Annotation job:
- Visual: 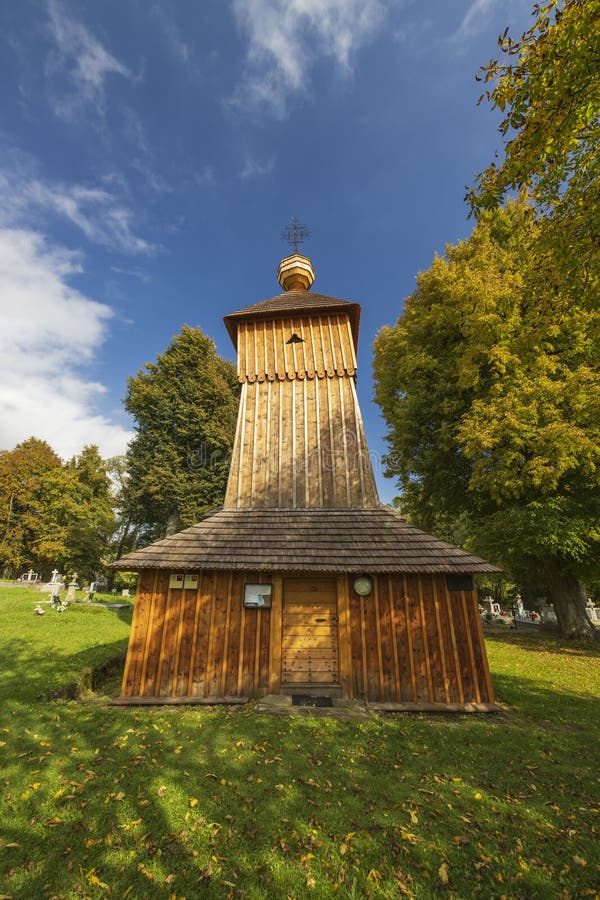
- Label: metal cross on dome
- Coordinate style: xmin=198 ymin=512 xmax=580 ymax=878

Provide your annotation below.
xmin=281 ymin=217 xmax=310 ymax=253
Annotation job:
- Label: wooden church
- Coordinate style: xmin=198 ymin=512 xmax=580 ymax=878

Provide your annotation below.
xmin=113 ymin=244 xmax=498 ymax=710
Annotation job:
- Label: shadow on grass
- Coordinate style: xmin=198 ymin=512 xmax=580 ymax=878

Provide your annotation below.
xmin=2 ymin=664 xmax=597 ymax=898
xmin=2 ymin=686 xmax=599 ymax=899
xmin=0 ymin=637 xmax=129 ymax=706
xmin=1 ymin=633 xmax=599 ymax=898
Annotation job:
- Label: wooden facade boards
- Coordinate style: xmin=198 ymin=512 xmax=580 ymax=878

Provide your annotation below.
xmin=120 ymin=571 xmax=494 ymax=707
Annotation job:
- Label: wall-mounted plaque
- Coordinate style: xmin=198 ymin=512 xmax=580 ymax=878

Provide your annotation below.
xmin=184 ymin=574 xmax=199 ymax=590
xmin=169 ymin=573 xmax=185 ymax=589
xmin=244 ymin=583 xmax=272 ymax=608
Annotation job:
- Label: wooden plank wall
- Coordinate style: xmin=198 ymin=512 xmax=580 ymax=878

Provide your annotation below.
xmin=236 ymin=315 xmax=357 ymax=382
xmin=224 ymin=376 xmax=378 ymax=509
xmin=121 ymin=570 xmax=494 ymax=705
xmin=346 ymin=574 xmax=494 ymax=705
xmin=121 ymin=570 xmax=272 ymax=699
xmin=224 ymin=311 xmax=378 ymax=510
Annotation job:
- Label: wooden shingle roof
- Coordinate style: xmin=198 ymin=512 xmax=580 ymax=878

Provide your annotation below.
xmin=224 ymin=291 xmax=361 ymax=349
xmin=112 ymin=507 xmax=499 ymax=575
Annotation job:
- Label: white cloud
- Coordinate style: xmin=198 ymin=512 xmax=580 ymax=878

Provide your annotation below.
xmin=0 ymin=162 xmax=154 ymax=256
xmin=455 ymin=0 xmax=495 ymax=39
xmin=450 ymin=0 xmax=524 ymax=45
xmin=230 ymin=0 xmax=386 ymax=116
xmin=0 ymin=227 xmax=132 ymax=459
xmin=46 ymin=0 xmax=131 ymax=119
xmin=239 ymin=156 xmax=276 ymax=179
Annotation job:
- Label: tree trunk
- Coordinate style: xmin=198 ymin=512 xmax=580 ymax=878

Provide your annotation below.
xmin=548 ymin=560 xmax=598 ymax=640
xmin=107 ymin=517 xmax=136 ymax=590
xmin=165 ymin=507 xmax=181 ymax=537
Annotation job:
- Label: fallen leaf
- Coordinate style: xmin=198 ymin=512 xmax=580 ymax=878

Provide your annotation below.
xmin=438 ymin=862 xmax=449 ymax=886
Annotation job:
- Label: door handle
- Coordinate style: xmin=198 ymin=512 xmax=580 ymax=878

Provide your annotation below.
xmin=331 ymin=616 xmax=338 ymax=623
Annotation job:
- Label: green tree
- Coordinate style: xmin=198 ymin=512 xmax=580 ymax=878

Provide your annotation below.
xmin=64 ymin=446 xmax=115 ymax=579
xmin=0 ymin=440 xmax=114 ymax=581
xmin=467 ymin=0 xmax=600 ymax=290
xmin=0 ymin=438 xmax=62 ymax=577
xmin=123 ymin=325 xmax=239 ymax=540
xmin=373 ymin=200 xmax=600 ymax=639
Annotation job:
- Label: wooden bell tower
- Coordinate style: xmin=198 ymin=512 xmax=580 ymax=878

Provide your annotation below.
xmin=113 ymin=229 xmax=499 ymax=710
xmin=223 ymin=250 xmax=379 ymax=511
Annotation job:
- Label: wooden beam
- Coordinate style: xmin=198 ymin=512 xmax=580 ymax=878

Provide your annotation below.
xmin=337 ymin=575 xmax=354 ymax=699
xmin=219 ymin=573 xmax=233 ymax=695
xmin=359 ymin=594 xmax=369 ymax=700
xmin=471 ymin=591 xmax=495 ymax=703
xmin=186 ymin=571 xmax=203 ymax=697
xmin=460 ymin=590 xmax=481 ymax=704
xmin=387 ymin=576 xmax=402 ymax=703
xmin=431 ymin=577 xmax=451 ymax=704
xmin=402 ymin=575 xmax=418 ymax=702
xmin=269 ymin=575 xmax=283 ymax=693
xmin=373 ymin=577 xmax=385 ymax=700
xmin=137 ymin=571 xmax=158 ymax=697
xmin=443 ymin=579 xmax=465 ymax=704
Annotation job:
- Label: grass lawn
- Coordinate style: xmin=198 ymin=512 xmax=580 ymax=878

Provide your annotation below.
xmin=0 ymin=586 xmax=598 ymax=899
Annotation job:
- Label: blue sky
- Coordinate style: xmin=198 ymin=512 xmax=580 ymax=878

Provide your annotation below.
xmin=0 ymin=0 xmax=533 ymax=503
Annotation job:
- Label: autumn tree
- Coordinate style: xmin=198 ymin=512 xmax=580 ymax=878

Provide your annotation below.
xmin=467 ymin=0 xmax=599 ymax=294
xmin=123 ymin=325 xmax=239 ymax=541
xmin=0 ymin=439 xmax=115 ymax=580
xmin=0 ymin=438 xmax=62 ymax=577
xmin=373 ymin=200 xmax=600 ymax=639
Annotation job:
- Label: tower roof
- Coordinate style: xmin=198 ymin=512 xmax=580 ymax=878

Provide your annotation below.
xmin=111 ymin=507 xmax=500 ymax=575
xmin=224 ymin=290 xmax=361 ymax=350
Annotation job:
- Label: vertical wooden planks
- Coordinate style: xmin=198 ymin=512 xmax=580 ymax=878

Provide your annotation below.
xmin=172 ymin=582 xmax=194 ymax=697
xmin=468 ymin=591 xmax=494 ymax=703
xmin=240 ymin=571 xmax=258 ymax=695
xmin=450 ymin=584 xmax=476 ymax=701
xmin=219 ymin=573 xmax=234 ymax=696
xmin=259 ymin=605 xmax=271 ymax=692
xmin=460 ymin=590 xmax=482 ymax=703
xmin=236 ymin=597 xmax=247 ymax=695
xmin=121 ymin=566 xmax=495 ymax=706
xmin=430 ymin=577 xmax=451 ymax=704
xmin=269 ymin=576 xmax=283 ymax=693
xmin=186 ymin=572 xmax=204 ymax=697
xmin=386 ymin=576 xmax=402 ymax=702
xmin=337 ymin=576 xmax=354 ymax=699
xmin=373 ymin=577 xmax=386 ymax=700
xmin=416 ymin=577 xmax=435 ymax=702
xmin=359 ymin=594 xmax=369 ymax=700
xmin=376 ymin=576 xmax=395 ymax=701
xmin=253 ymin=610 xmax=262 ymax=694
xmin=441 ymin=579 xmax=464 ymax=704
xmin=349 ymin=589 xmax=364 ymax=698
xmin=140 ymin=574 xmax=168 ymax=696
xmin=402 ymin=575 xmax=419 ymax=702
xmin=191 ymin=571 xmax=216 ymax=696
xmin=206 ymin=572 xmax=228 ymax=695
xmin=157 ymin=581 xmax=181 ymax=695
xmin=121 ymin=570 xmax=155 ymax=697
xmin=224 ymin=573 xmax=244 ymax=696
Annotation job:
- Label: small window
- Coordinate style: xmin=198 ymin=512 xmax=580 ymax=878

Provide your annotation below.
xmin=446 ymin=575 xmax=473 ymax=592
xmin=286 ymin=333 xmax=304 ymax=344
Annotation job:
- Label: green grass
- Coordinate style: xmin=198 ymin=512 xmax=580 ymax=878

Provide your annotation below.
xmin=1 ymin=587 xmax=599 ymax=899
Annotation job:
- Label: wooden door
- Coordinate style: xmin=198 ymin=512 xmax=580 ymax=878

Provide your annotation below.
xmin=282 ymin=577 xmax=339 ymax=686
